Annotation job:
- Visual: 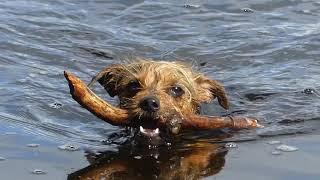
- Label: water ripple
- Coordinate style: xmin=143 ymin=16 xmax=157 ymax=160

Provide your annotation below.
xmin=0 ymin=0 xmax=320 ymax=144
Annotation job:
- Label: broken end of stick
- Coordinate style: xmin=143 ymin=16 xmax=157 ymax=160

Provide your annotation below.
xmin=253 ymin=119 xmax=264 ymax=128
xmin=234 ymin=117 xmax=264 ymax=129
xmin=64 ymin=71 xmax=88 ymax=99
xmin=63 ymin=70 xmax=129 ymax=126
xmin=246 ymin=118 xmax=264 ymax=128
xmin=64 ymin=71 xmax=79 ymax=99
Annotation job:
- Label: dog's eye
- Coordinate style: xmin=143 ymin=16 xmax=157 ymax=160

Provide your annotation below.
xmin=169 ymin=85 xmax=184 ymax=98
xmin=127 ymin=80 xmax=140 ymax=92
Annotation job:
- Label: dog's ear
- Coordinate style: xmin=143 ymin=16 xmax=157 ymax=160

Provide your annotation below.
xmin=88 ymin=64 xmax=124 ymax=97
xmin=195 ymin=75 xmax=229 ymax=109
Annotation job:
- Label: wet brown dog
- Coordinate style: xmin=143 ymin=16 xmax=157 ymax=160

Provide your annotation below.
xmin=64 ymin=59 xmax=260 ymax=179
xmin=86 ymin=59 xmax=236 ymax=137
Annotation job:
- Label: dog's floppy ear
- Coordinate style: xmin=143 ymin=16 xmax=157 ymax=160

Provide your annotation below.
xmin=195 ymin=75 xmax=229 ymax=109
xmin=88 ymin=64 xmax=124 ymax=97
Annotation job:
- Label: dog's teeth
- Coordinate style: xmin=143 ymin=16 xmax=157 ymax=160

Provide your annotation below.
xmin=139 ymin=126 xmax=145 ymax=133
xmin=155 ymin=128 xmax=159 ymax=134
xmin=139 ymin=126 xmax=160 ymax=136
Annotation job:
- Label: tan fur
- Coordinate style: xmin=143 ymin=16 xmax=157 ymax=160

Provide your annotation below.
xmin=88 ymin=59 xmax=229 ymax=124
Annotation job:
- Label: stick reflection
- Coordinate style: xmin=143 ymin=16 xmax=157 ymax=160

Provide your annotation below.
xmin=68 ymin=134 xmax=229 ymax=180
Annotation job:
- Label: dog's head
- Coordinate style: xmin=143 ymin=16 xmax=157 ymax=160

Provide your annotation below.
xmin=89 ymin=59 xmax=229 ymax=137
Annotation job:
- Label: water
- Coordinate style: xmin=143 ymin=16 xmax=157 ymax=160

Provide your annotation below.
xmin=0 ymin=0 xmax=320 ymax=179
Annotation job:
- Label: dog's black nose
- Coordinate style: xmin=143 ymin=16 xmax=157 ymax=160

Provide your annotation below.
xmin=139 ymin=96 xmax=160 ymax=112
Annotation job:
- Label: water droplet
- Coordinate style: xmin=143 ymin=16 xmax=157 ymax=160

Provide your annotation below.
xmin=39 ymin=71 xmax=47 ymax=75
xmin=183 ymin=4 xmax=200 ymax=8
xmin=0 ymin=157 xmax=6 ymax=161
xmin=302 ymin=88 xmax=319 ymax=95
xmin=50 ymin=102 xmax=63 ymax=109
xmin=31 ymin=169 xmax=47 ymax=175
xmin=18 ymin=79 xmax=27 ymax=83
xmin=58 ymin=144 xmax=80 ymax=151
xmin=134 ymin=156 xmax=142 ymax=159
xmin=225 ymin=142 xmax=238 ymax=148
xmin=27 ymin=144 xmax=40 ymax=148
xmin=29 ymin=73 xmax=37 ymax=78
xmin=267 ymin=141 xmax=281 ymax=145
xmin=276 ymin=145 xmax=298 ymax=152
xmin=271 ymin=151 xmax=282 ymax=155
xmin=242 ymin=8 xmax=254 ymax=13
xmin=152 ymin=154 xmax=159 ymax=159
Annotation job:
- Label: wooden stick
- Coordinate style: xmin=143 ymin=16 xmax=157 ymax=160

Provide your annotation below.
xmin=64 ymin=71 xmax=261 ymax=131
xmin=183 ymin=115 xmax=262 ymax=130
xmin=64 ymin=71 xmax=129 ymax=126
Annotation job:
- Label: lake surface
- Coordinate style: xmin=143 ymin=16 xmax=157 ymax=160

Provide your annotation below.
xmin=0 ymin=0 xmax=319 ymax=179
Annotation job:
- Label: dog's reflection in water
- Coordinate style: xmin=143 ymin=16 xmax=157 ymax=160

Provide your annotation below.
xmin=68 ymin=132 xmax=229 ymax=180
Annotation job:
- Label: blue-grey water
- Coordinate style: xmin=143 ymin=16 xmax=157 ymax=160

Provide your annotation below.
xmin=0 ymin=0 xmax=320 ymax=179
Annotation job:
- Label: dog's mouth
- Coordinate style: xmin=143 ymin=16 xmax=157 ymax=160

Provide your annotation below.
xmin=137 ymin=116 xmax=162 ymax=137
xmin=135 ymin=115 xmax=183 ymax=137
